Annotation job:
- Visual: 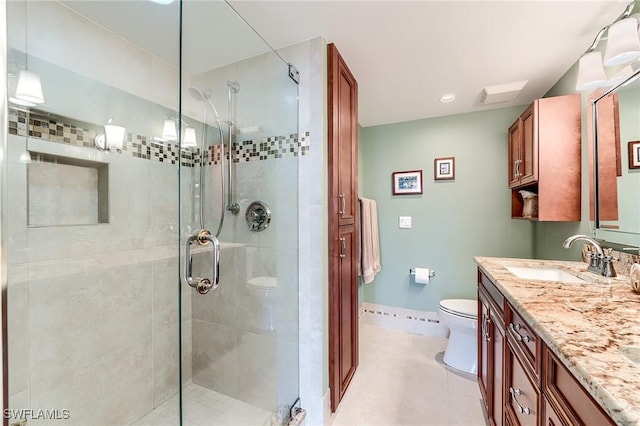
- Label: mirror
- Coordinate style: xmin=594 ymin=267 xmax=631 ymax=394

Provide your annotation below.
xmin=591 ymin=68 xmax=640 ymax=246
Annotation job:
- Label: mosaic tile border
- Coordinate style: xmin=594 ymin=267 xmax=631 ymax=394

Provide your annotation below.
xmin=8 ymin=107 xmax=309 ymax=167
xmin=362 ymin=303 xmax=449 ymax=337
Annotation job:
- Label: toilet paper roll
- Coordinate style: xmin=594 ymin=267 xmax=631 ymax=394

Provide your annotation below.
xmin=414 ymin=267 xmax=430 ymax=284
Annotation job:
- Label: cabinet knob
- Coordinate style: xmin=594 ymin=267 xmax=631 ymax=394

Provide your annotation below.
xmin=509 ymin=322 xmax=531 ymax=343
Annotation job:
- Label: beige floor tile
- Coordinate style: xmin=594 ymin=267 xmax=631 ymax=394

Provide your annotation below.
xmin=332 ymin=325 xmax=486 ymax=426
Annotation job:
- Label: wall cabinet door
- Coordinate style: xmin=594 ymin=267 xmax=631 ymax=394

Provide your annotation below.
xmin=508 ymin=120 xmax=522 ymax=189
xmin=329 ymin=224 xmax=359 ymax=410
xmin=329 ymin=44 xmax=358 ymax=227
xmin=518 ymin=104 xmax=537 ymax=186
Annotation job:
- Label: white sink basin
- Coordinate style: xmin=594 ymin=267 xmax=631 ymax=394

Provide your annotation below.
xmin=505 ymin=266 xmax=587 ymax=284
xmin=620 ymin=346 xmax=640 ymax=366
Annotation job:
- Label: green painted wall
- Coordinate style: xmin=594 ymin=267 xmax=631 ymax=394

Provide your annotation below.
xmin=359 ymin=107 xmax=534 ymax=311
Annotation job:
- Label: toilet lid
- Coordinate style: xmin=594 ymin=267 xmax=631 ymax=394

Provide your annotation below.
xmin=439 ymin=299 xmax=477 ymax=319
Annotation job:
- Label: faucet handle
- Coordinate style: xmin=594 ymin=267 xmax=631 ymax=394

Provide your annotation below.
xmin=602 ymin=255 xmax=617 ymax=278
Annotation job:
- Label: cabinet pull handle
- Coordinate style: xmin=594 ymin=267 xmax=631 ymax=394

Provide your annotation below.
xmin=509 ymin=322 xmax=531 ymax=343
xmin=339 ymin=237 xmax=346 ymax=258
xmin=482 ymin=313 xmax=492 ymax=342
xmin=515 ymin=159 xmax=521 ymax=178
xmin=509 ymin=387 xmax=531 ymax=415
xmin=338 ymin=194 xmax=346 ymax=216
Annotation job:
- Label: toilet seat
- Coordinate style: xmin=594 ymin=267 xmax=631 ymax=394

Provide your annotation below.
xmin=439 ymin=299 xmax=477 ymax=320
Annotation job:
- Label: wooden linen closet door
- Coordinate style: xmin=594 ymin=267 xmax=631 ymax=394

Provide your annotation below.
xmin=328 ymin=43 xmax=358 ymax=413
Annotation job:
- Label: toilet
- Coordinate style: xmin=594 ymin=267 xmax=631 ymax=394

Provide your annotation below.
xmin=438 ymin=299 xmax=478 ymax=374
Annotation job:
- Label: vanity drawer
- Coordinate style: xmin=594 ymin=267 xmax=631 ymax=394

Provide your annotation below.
xmin=543 ymin=346 xmax=615 ymax=426
xmin=505 ymin=341 xmax=539 ymax=426
xmin=506 ymin=303 xmax=539 ymax=378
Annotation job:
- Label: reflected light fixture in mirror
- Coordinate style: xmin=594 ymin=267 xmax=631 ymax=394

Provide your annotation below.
xmin=576 ymin=2 xmax=640 ymax=91
xmin=105 ymin=123 xmax=126 ymax=150
xmin=183 ymin=127 xmax=197 ymax=147
xmin=10 ymin=70 xmax=45 ymax=106
xmin=162 ymin=118 xmax=178 ymax=141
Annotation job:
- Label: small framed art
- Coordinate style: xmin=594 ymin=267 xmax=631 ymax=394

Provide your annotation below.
xmin=392 ymin=170 xmax=423 ymax=195
xmin=434 ymin=157 xmax=455 ymax=180
xmin=629 ymin=141 xmax=640 ymax=169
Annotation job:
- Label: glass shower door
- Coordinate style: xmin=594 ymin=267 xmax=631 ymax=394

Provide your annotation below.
xmin=179 ymin=2 xmax=300 ymax=425
xmin=4 ymin=1 xmax=182 ymax=425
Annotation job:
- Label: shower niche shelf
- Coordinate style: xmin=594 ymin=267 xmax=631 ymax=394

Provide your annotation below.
xmin=27 ymin=152 xmax=109 ymax=227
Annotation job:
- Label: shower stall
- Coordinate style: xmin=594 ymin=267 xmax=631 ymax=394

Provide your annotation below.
xmin=1 ymin=1 xmax=300 ymax=425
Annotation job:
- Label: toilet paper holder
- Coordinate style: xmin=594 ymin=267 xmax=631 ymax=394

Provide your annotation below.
xmin=409 ymin=268 xmax=436 ymax=278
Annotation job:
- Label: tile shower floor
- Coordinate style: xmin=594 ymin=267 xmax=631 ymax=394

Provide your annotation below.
xmin=332 ymin=324 xmax=487 ymax=426
xmin=132 ymin=383 xmax=272 ymax=426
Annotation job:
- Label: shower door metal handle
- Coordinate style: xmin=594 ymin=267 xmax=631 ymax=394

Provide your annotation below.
xmin=185 ymin=229 xmax=220 ymax=295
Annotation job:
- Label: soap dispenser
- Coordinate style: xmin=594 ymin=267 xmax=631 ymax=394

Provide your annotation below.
xmin=625 ymin=247 xmax=640 ymax=293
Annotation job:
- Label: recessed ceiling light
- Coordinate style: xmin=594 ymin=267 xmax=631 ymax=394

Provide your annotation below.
xmin=440 ymin=94 xmax=456 ymax=103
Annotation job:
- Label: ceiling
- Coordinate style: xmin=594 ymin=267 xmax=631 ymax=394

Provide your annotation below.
xmin=62 ymin=0 xmax=630 ymax=127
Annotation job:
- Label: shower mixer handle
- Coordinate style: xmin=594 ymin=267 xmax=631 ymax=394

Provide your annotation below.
xmin=185 ymin=229 xmax=220 ymax=295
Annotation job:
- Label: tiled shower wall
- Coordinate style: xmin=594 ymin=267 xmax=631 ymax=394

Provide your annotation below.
xmin=6 ymin=134 xmax=190 ymax=425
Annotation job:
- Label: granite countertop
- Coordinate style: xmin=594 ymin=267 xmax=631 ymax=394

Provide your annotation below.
xmin=474 ymin=256 xmax=640 ymax=426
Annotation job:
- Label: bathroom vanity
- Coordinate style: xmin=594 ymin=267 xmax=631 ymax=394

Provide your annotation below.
xmin=475 ymin=256 xmax=640 ymax=426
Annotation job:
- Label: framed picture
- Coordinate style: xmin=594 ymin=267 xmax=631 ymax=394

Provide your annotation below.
xmin=629 ymin=141 xmax=640 ymax=169
xmin=392 ymin=170 xmax=423 ymax=195
xmin=434 ymin=157 xmax=455 ymax=180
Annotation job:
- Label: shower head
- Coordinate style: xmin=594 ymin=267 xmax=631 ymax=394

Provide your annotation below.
xmin=189 ymin=86 xmax=208 ymax=102
xmin=189 ymin=86 xmax=221 ymax=120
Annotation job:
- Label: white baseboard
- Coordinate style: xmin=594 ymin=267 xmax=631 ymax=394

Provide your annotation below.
xmin=363 ymin=303 xmax=449 ymax=337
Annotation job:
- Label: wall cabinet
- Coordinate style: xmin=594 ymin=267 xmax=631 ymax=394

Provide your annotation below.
xmin=508 ymin=94 xmax=581 ymax=221
xmin=328 ymin=43 xmax=359 ymax=413
xmin=477 ymin=269 xmax=615 ymax=426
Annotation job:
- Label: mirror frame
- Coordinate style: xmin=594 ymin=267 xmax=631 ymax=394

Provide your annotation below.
xmin=591 ymin=68 xmax=640 ymax=247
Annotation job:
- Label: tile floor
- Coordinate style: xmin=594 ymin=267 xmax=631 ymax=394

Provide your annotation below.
xmin=331 ymin=324 xmax=487 ymax=426
xmin=132 ymin=383 xmax=273 ymax=426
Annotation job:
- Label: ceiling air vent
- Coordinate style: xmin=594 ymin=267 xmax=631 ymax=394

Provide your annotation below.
xmin=479 ymin=80 xmax=528 ymax=105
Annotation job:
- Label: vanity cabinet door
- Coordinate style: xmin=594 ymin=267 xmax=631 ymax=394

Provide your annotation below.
xmin=543 ymin=395 xmax=570 ymax=426
xmin=543 ymin=346 xmax=615 ymax=426
xmin=478 ymin=271 xmax=506 ymax=426
xmin=505 ymin=341 xmax=539 ymax=426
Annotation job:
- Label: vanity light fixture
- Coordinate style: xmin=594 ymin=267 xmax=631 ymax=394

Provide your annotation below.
xmin=149 ymin=0 xmax=175 ymax=4
xmin=576 ymin=1 xmax=640 ymax=91
xmin=9 ymin=70 xmax=45 ymax=106
xmin=439 ymin=93 xmax=456 ymax=103
xmin=162 ymin=118 xmax=178 ymax=141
